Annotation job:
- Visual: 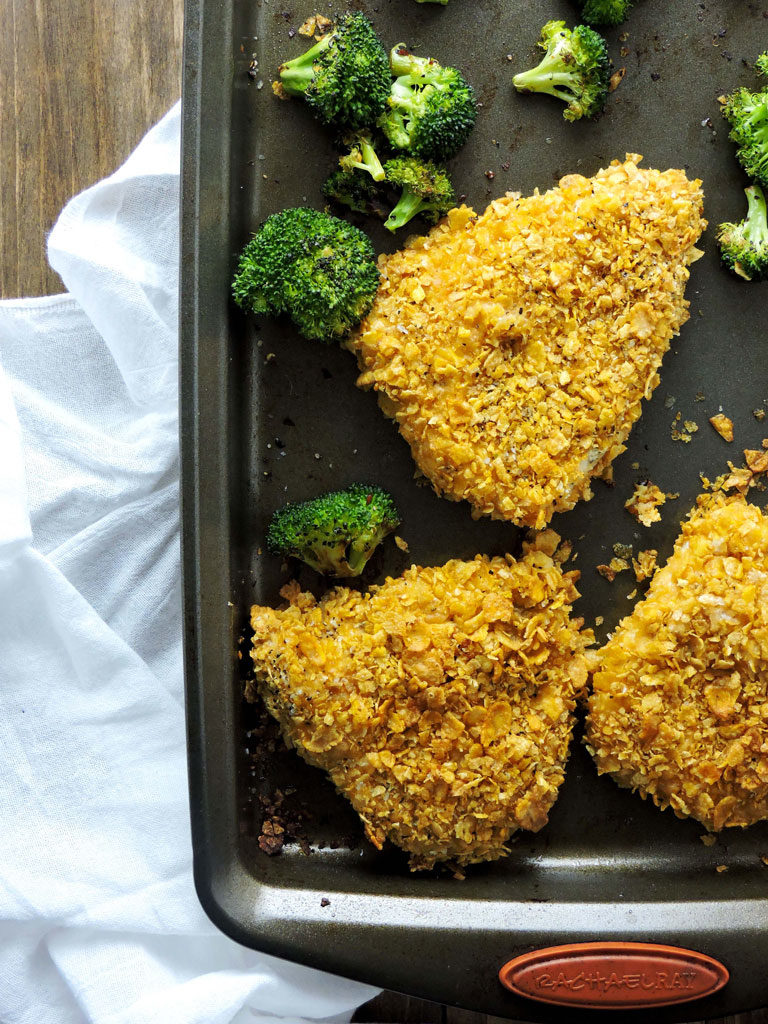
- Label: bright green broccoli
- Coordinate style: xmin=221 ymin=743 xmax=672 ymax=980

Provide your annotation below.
xmin=322 ymin=169 xmax=387 ymax=217
xmin=716 ymin=184 xmax=768 ymax=281
xmin=277 ymin=13 xmax=391 ymax=130
xmin=575 ymin=0 xmax=633 ymax=27
xmin=383 ymin=157 xmax=455 ymax=232
xmin=266 ymin=484 xmax=401 ymax=576
xmin=512 ymin=20 xmax=610 ymax=122
xmin=378 ymin=45 xmax=477 ymax=161
xmin=338 ymin=132 xmax=386 ymax=181
xmin=757 ymin=52 xmax=768 ymax=77
xmin=721 ymin=87 xmax=768 ymax=189
xmin=232 ymin=208 xmax=380 ymax=342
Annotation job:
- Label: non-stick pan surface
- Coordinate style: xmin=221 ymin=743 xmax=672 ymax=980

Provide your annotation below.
xmin=180 ymin=0 xmax=768 ymax=1017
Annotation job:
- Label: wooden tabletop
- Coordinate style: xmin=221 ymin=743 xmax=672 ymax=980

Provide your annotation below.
xmin=0 ymin=0 xmax=183 ymax=298
xmin=2 ymin=4 xmax=767 ymax=1023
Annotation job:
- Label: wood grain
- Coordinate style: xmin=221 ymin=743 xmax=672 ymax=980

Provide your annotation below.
xmin=0 ymin=0 xmax=183 ymax=298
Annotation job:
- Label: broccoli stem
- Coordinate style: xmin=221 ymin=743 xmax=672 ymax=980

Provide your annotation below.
xmin=512 ymin=65 xmax=578 ymax=99
xmin=279 ymin=31 xmax=335 ymax=94
xmin=358 ymin=137 xmax=386 ymax=181
xmin=745 ymin=185 xmax=768 ymax=245
xmin=390 ymin=45 xmax=435 ymax=78
xmin=385 ymin=188 xmax=425 ymax=231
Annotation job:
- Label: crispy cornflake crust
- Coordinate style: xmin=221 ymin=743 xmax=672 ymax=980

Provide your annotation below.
xmin=249 ymin=546 xmax=595 ymax=870
xmin=625 ymin=481 xmax=667 ymax=526
xmin=347 ymin=155 xmax=705 ymax=528
xmin=586 ymin=493 xmax=768 ymax=832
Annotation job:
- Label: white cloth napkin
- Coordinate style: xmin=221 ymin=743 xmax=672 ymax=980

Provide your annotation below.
xmin=0 ymin=102 xmax=379 ymax=1024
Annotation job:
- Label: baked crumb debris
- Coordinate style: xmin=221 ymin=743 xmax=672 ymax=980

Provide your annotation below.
xmin=586 ymin=492 xmax=768 ymax=833
xmin=754 ymin=409 xmax=766 ymax=422
xmin=249 ymin=551 xmax=595 ymax=871
xmin=394 ymin=535 xmax=410 ymax=552
xmin=625 ymin=481 xmax=667 ymax=526
xmin=744 ymin=448 xmax=768 ymax=474
xmin=709 ymin=413 xmax=734 ymax=442
xmin=348 ymin=155 xmax=705 ymax=528
xmin=671 ymin=413 xmax=699 ymax=443
xmin=632 ymin=549 xmax=658 ymax=582
xmin=597 ymin=557 xmax=630 ymax=581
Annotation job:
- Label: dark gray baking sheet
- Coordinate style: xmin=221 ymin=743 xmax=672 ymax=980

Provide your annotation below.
xmin=180 ymin=0 xmax=768 ymax=1018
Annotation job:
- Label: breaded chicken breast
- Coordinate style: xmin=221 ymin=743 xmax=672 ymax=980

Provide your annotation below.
xmin=347 ymin=156 xmax=705 ymax=528
xmin=249 ymin=540 xmax=594 ymax=870
xmin=586 ymin=493 xmax=768 ymax=831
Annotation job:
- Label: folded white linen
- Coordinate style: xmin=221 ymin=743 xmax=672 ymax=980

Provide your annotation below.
xmin=0 ymin=103 xmax=378 ymax=1024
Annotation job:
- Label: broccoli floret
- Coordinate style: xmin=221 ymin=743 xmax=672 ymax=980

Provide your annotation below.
xmin=513 ymin=20 xmax=610 ymax=122
xmin=757 ymin=52 xmax=768 ymax=77
xmin=266 ymin=484 xmax=401 ymax=576
xmin=339 ymin=132 xmax=386 ymax=181
xmin=278 ymin=13 xmax=391 ymax=130
xmin=323 ymin=169 xmax=387 ymax=217
xmin=378 ymin=45 xmax=477 ymax=161
xmin=383 ymin=157 xmax=455 ymax=231
xmin=576 ymin=0 xmax=633 ymax=27
xmin=717 ymin=185 xmax=768 ymax=281
xmin=232 ymin=208 xmax=380 ymax=342
xmin=721 ymin=87 xmax=768 ymax=189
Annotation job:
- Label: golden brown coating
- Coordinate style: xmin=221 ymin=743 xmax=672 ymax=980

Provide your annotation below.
xmin=586 ymin=493 xmax=768 ymax=831
xmin=347 ymin=156 xmax=705 ymax=529
xmin=249 ymin=543 xmax=594 ymax=870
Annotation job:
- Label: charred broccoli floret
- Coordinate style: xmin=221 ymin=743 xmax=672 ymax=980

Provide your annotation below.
xmin=383 ymin=157 xmax=455 ymax=231
xmin=575 ymin=0 xmax=633 ymax=27
xmin=232 ymin=208 xmax=380 ymax=342
xmin=378 ymin=44 xmax=476 ymax=161
xmin=338 ymin=132 xmax=386 ymax=181
xmin=513 ymin=20 xmax=610 ymax=122
xmin=721 ymin=87 xmax=768 ymax=189
xmin=266 ymin=484 xmax=401 ymax=576
xmin=323 ymin=168 xmax=387 ymax=217
xmin=717 ymin=184 xmax=768 ymax=281
xmin=278 ymin=13 xmax=391 ymax=130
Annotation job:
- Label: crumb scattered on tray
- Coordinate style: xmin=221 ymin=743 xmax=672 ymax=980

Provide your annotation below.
xmin=612 ymin=542 xmax=633 ymax=560
xmin=625 ymin=481 xmax=666 ymax=526
xmin=597 ymin=557 xmax=630 ymax=581
xmin=595 ymin=615 xmax=604 ymax=626
xmin=709 ymin=413 xmax=734 ymax=442
xmin=700 ymin=834 xmax=717 ymax=847
xmin=394 ymin=535 xmax=410 ymax=552
xmin=723 ymin=462 xmax=754 ymax=494
xmin=761 ymin=855 xmax=768 ymax=867
xmin=271 ymin=81 xmax=288 ymax=100
xmin=716 ymin=864 xmax=729 ymax=874
xmin=754 ymin=409 xmax=766 ymax=422
xmin=298 ymin=13 xmax=332 ymax=36
xmin=632 ymin=549 xmax=657 ymax=582
xmin=744 ymin=449 xmax=768 ymax=474
xmin=320 ymin=897 xmax=331 ymax=907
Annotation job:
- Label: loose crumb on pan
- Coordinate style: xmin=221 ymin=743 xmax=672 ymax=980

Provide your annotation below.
xmin=347 ymin=155 xmax=705 ymax=528
xmin=625 ymin=481 xmax=667 ymax=526
xmin=709 ymin=413 xmax=734 ymax=442
xmin=632 ymin=549 xmax=658 ymax=582
xmin=249 ymin=545 xmax=595 ymax=871
xmin=586 ymin=492 xmax=768 ymax=832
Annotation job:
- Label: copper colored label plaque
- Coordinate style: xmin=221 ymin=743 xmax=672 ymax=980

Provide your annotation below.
xmin=499 ymin=942 xmax=729 ymax=1010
